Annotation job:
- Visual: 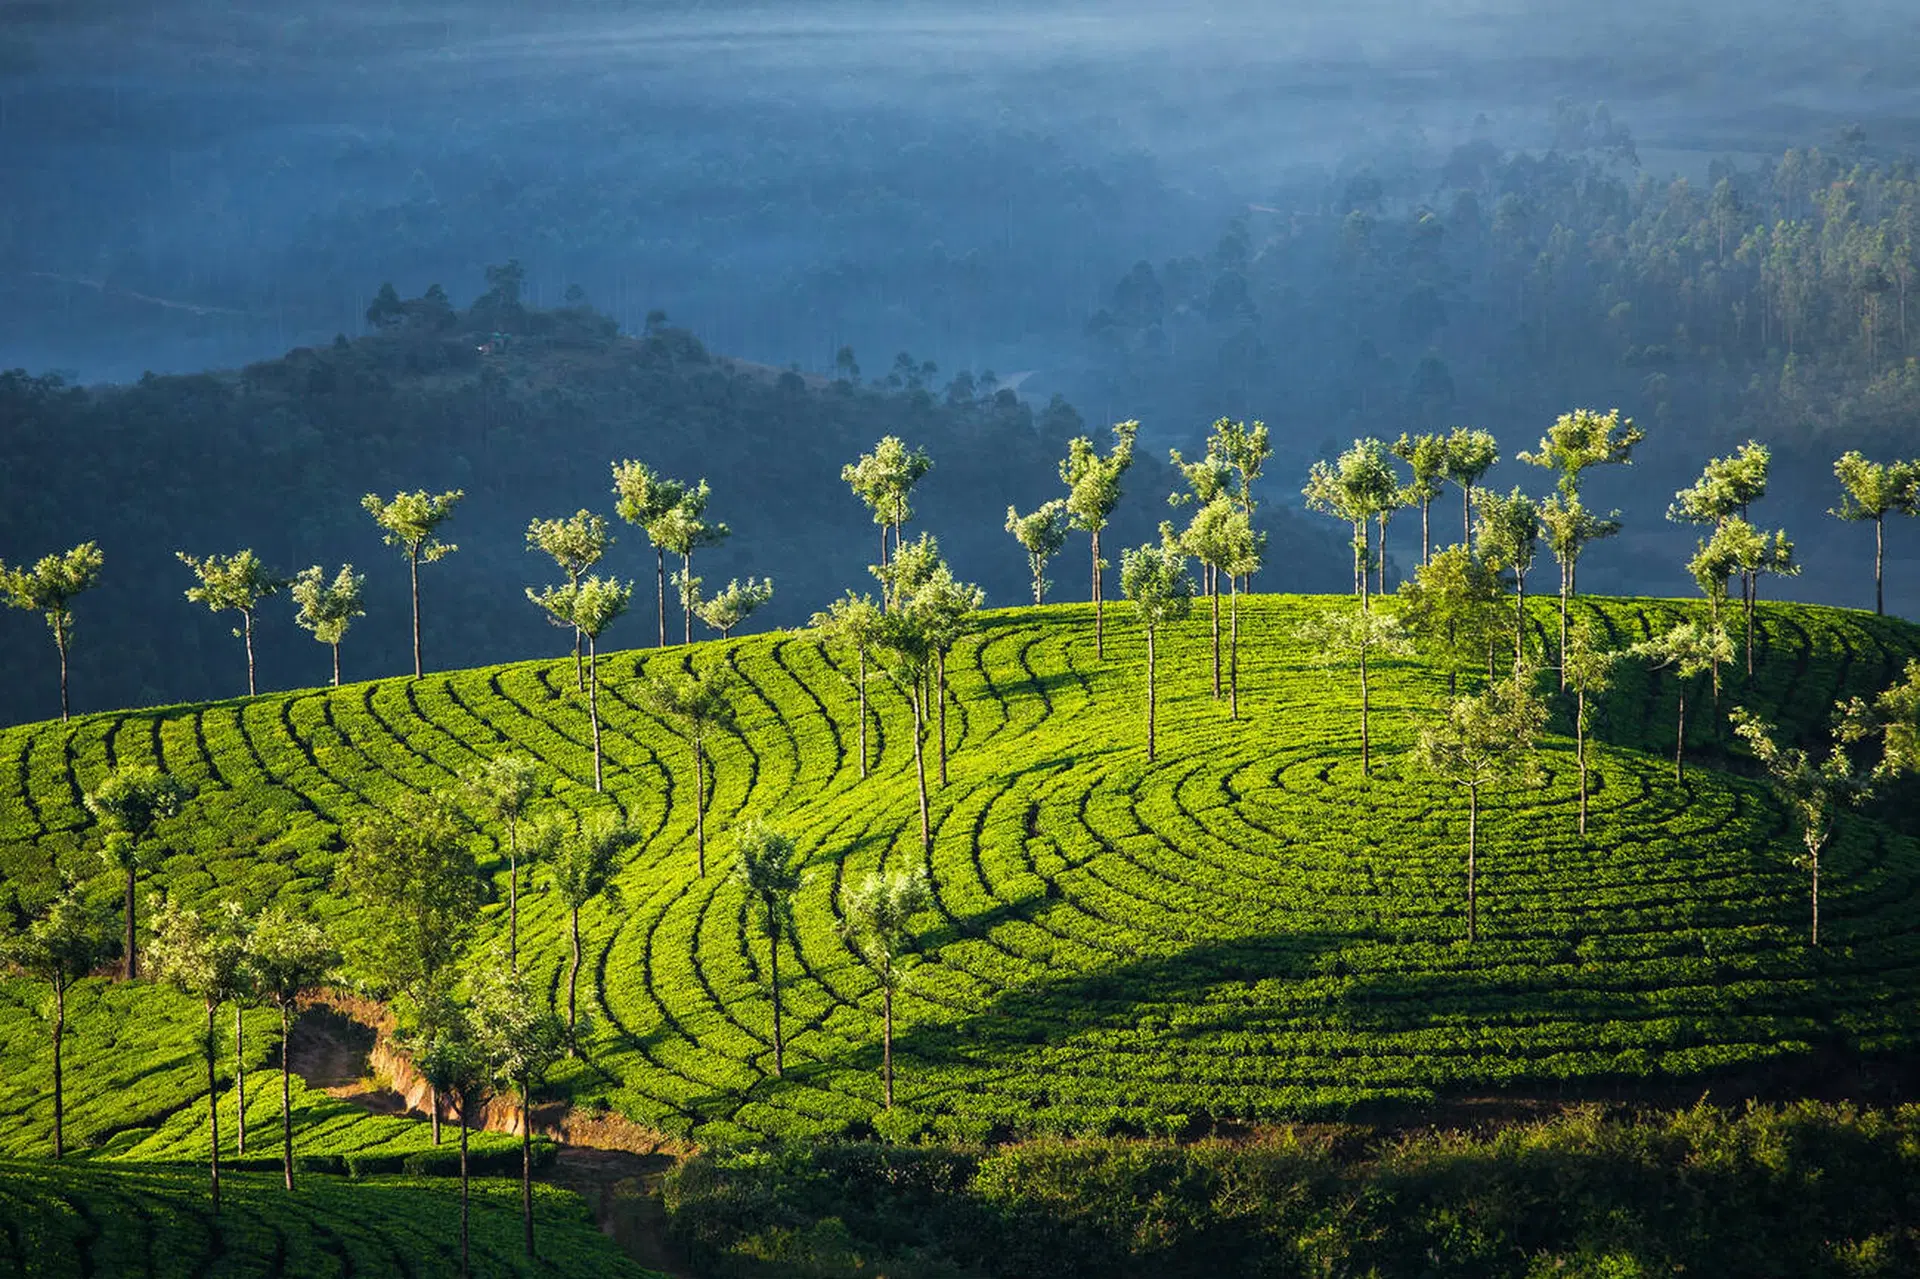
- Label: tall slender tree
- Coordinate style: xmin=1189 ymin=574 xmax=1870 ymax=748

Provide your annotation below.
xmin=177 ymin=550 xmax=288 ymax=696
xmin=149 ymin=896 xmax=247 ymax=1215
xmin=1211 ymin=416 xmax=1271 ymax=591
xmin=543 ymin=812 xmax=634 ymax=1047
xmin=1473 ymin=487 xmax=1542 ymax=671
xmin=1671 ymin=442 xmax=1774 ymax=623
xmin=1517 ymin=407 xmax=1644 ymax=501
xmin=638 ymin=664 xmax=738 ymax=876
xmin=85 ymin=764 xmax=192 ymax=980
xmin=526 ymin=511 xmax=611 ymax=688
xmin=839 ymin=869 xmax=932 ymax=1110
xmin=472 ymin=960 xmax=567 ymax=1260
xmin=1297 ymin=602 xmax=1415 ymax=779
xmin=870 ymin=605 xmax=939 ymax=854
xmin=1304 ymin=439 xmax=1399 ymax=606
xmin=1005 ymin=500 xmax=1072 ymax=605
xmin=1831 ymin=451 xmax=1920 ymax=615
xmin=1060 ymin=420 xmax=1138 ymax=657
xmin=732 ymin=819 xmax=805 ymax=1077
xmin=1444 ymin=428 xmax=1500 ymax=546
xmin=0 ymin=541 xmax=104 ymax=720
xmin=1397 ymin=545 xmax=1504 ymax=696
xmin=1415 ymin=669 xmax=1547 ymax=943
xmin=527 ymin=575 xmax=633 ymax=791
xmin=289 ymin=564 xmax=366 ymax=688
xmin=1537 ymin=495 xmax=1620 ymax=686
xmin=811 ymin=593 xmax=884 ymax=778
xmin=1730 ymin=708 xmax=1871 ymax=947
xmin=0 ymin=882 xmax=116 ymax=1158
xmin=1180 ymin=497 xmax=1241 ymax=699
xmin=914 ymin=564 xmax=985 ymax=787
xmin=461 ymin=756 xmax=544 ymax=973
xmin=242 ymin=906 xmax=337 ymax=1191
xmin=843 ymin=436 xmax=933 ymax=568
xmin=611 ymin=460 xmax=688 ymax=648
xmin=1561 ymin=619 xmax=1622 ymax=837
xmin=1120 ymin=524 xmax=1196 ymax=762
xmin=1632 ymin=620 xmax=1734 ymax=781
xmin=361 ymin=489 xmax=462 ymax=679
xmin=1391 ymin=433 xmax=1450 ymax=566
xmin=650 ymin=482 xmax=729 ymax=645
xmin=414 ymin=1010 xmax=488 ymax=1278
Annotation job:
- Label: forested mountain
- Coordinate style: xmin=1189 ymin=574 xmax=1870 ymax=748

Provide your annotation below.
xmin=0 ymin=284 xmax=1343 ymax=725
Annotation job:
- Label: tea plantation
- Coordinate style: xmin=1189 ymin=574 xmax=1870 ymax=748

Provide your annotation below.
xmin=3 ymin=595 xmax=1919 ymax=1156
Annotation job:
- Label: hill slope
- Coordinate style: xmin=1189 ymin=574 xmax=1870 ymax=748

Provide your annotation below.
xmin=3 ymin=595 xmax=1919 ymax=1150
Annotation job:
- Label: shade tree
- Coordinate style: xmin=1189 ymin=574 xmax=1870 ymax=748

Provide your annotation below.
xmin=1835 ymin=658 xmax=1920 ymax=780
xmin=650 ymin=481 xmax=729 ymax=645
xmin=1537 ymin=495 xmax=1620 ymax=686
xmin=869 ymin=604 xmax=939 ymax=854
xmin=84 ymin=764 xmax=192 ymax=980
xmin=1414 ymin=669 xmax=1547 ymax=944
xmin=1631 ymin=620 xmax=1734 ymax=781
xmin=610 ymin=459 xmax=689 ymax=647
xmin=1005 ymin=500 xmax=1073 ymax=605
xmin=1391 ymin=432 xmax=1450 ymax=566
xmin=148 ymin=895 xmax=247 ymax=1215
xmin=527 ymin=575 xmax=633 ymax=791
xmin=810 ymin=593 xmax=884 ymax=778
xmin=843 ymin=436 xmax=933 ymax=569
xmin=1730 ymin=708 xmax=1871 ymax=947
xmin=638 ymin=664 xmax=738 ymax=876
xmin=526 ymin=510 xmax=611 ymax=688
xmin=241 ymin=906 xmax=338 ymax=1190
xmin=361 ymin=489 xmax=463 ymax=679
xmin=0 ymin=881 xmax=117 ymax=1158
xmin=1397 ymin=545 xmax=1505 ymax=695
xmin=1561 ymin=619 xmax=1623 ymax=836
xmin=460 ymin=756 xmax=545 ymax=972
xmin=471 ymin=959 xmax=567 ymax=1259
xmin=542 ymin=811 xmax=636 ymax=1045
xmin=694 ymin=576 xmax=774 ymax=640
xmin=177 ymin=549 xmax=288 ymax=697
xmin=412 ymin=1007 xmax=489 ymax=1278
xmin=731 ymin=818 xmax=805 ymax=1077
xmin=1060 ymin=419 xmax=1139 ymax=657
xmin=839 ymin=869 xmax=932 ymax=1109
xmin=1830 ymin=451 xmax=1920 ymax=615
xmin=0 ymin=541 xmax=104 ymax=720
xmin=1120 ymin=524 xmax=1196 ymax=762
xmin=1443 ymin=428 xmax=1500 ymax=545
xmin=1304 ymin=439 xmax=1399 ymax=604
xmin=288 ymin=563 xmax=366 ymax=688
xmin=1297 ymin=601 xmax=1415 ymax=779
xmin=1473 ymin=487 xmax=1542 ymax=671
xmin=1517 ymin=407 xmax=1643 ymax=500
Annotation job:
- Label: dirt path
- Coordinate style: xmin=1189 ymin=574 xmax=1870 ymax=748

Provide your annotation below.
xmin=284 ymin=1006 xmax=695 ymax=1276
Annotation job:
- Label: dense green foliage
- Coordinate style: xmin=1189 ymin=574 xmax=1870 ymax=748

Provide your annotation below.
xmin=3 ymin=596 xmax=1917 ymax=1156
xmin=663 ymin=1101 xmax=1920 ymax=1278
xmin=0 ymin=1159 xmax=662 ymax=1278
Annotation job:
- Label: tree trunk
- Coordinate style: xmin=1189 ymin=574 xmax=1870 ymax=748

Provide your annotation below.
xmin=1559 ymin=567 xmax=1570 ymax=690
xmin=1359 ymin=639 xmax=1370 ymax=778
xmin=1377 ymin=513 xmax=1388 ymax=596
xmin=1210 ymin=581 xmax=1221 ymax=699
xmin=1421 ymin=497 xmax=1431 ymax=567
xmin=882 ymin=982 xmax=895 ymax=1109
xmin=243 ymin=610 xmax=257 ymax=696
xmin=879 ymin=525 xmax=889 ymax=575
xmin=1467 ymin=788 xmax=1479 ymax=944
xmin=1514 ymin=575 xmax=1526 ymax=672
xmin=1676 ymin=684 xmax=1687 ymax=782
xmin=1092 ymin=528 xmax=1105 ymax=659
xmin=124 ymin=865 xmax=139 ymax=981
xmin=1746 ymin=590 xmax=1757 ymax=677
xmin=206 ymin=1002 xmax=221 ymax=1215
xmin=280 ymin=1004 xmax=293 ymax=1191
xmin=52 ymin=982 xmax=65 ymax=1159
xmin=56 ymin=627 xmax=69 ymax=722
xmin=1229 ymin=579 xmax=1241 ymax=721
xmin=589 ymin=637 xmax=603 ymax=792
xmin=1145 ymin=625 xmax=1157 ymax=763
xmin=567 ymin=906 xmax=581 ymax=1048
xmin=459 ymin=1092 xmax=471 ymax=1278
xmin=857 ymin=648 xmax=869 ymax=779
xmin=521 ymin=1081 xmax=535 ymax=1258
xmin=912 ymin=685 xmax=930 ymax=853
xmin=937 ymin=648 xmax=948 ymax=788
xmin=234 ymin=1004 xmax=246 ymax=1153
xmin=331 ymin=641 xmax=341 ymax=689
xmin=1876 ymin=515 xmax=1885 ymax=616
xmin=682 ymin=553 xmax=694 ymax=644
xmin=431 ymin=1084 xmax=440 ymax=1144
xmin=694 ymin=731 xmax=707 ymax=877
xmin=770 ymin=916 xmax=784 ymax=1077
xmin=1811 ymin=840 xmax=1822 ymax=947
xmin=1464 ymin=486 xmax=1473 ymax=549
xmin=508 ymin=823 xmax=520 ymax=974
xmin=656 ymin=548 xmax=668 ymax=647
xmin=409 ymin=547 xmax=423 ymax=680
xmin=1577 ymin=689 xmax=1589 ymax=837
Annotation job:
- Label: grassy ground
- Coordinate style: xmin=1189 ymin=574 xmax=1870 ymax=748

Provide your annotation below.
xmin=2 ymin=594 xmax=1917 ymax=1151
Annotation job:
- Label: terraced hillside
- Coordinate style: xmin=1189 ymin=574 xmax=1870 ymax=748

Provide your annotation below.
xmin=3 ymin=596 xmax=1919 ymax=1150
xmin=0 ymin=1160 xmax=663 ymax=1277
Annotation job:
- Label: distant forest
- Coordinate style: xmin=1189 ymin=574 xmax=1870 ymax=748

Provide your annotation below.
xmin=0 ymin=278 xmax=1342 ymax=725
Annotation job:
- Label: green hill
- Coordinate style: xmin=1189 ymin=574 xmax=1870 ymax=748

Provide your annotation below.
xmin=3 ymin=595 xmax=1919 ymax=1154
xmin=0 ymin=1159 xmax=663 ymax=1278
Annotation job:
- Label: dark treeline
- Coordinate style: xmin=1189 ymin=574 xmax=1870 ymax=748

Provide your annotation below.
xmin=0 ymin=282 xmax=1343 ymax=725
